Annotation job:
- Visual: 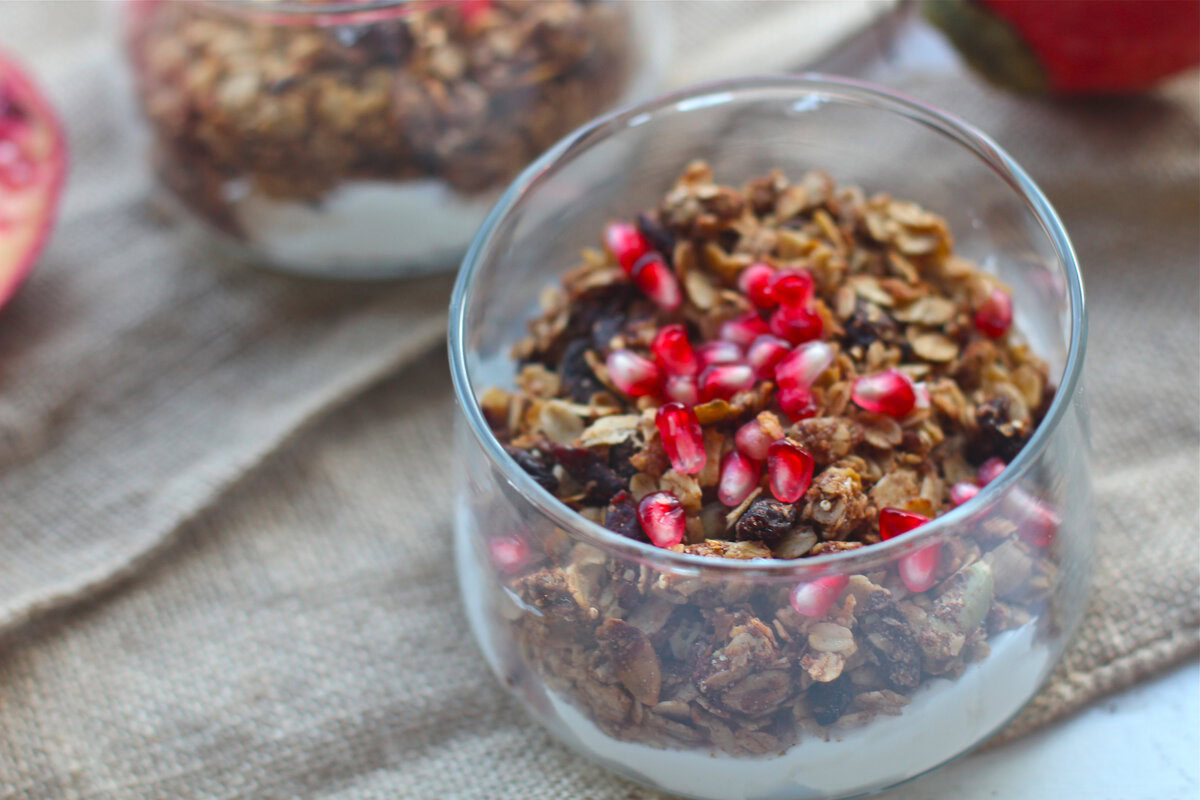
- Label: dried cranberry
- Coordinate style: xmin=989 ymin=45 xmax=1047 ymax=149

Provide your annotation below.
xmin=734 ymin=496 xmax=796 ymax=548
xmin=603 ymin=490 xmax=645 ymax=542
xmin=550 ymin=445 xmax=625 ymax=505
xmin=505 ymin=446 xmax=558 ymax=494
xmin=636 ymin=212 xmax=676 ymax=261
xmin=969 ymin=395 xmax=1030 ymax=463
xmin=807 ymin=675 xmax=852 ymax=726
xmin=557 ymin=339 xmax=602 ymax=402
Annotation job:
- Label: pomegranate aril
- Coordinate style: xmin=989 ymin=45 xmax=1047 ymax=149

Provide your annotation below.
xmin=738 ymin=262 xmax=778 ymax=308
xmin=1010 ymin=488 xmax=1060 ymax=548
xmin=606 ymin=349 xmax=661 ymax=398
xmin=604 ymin=221 xmax=651 ymax=274
xmin=652 ymin=323 xmax=698 ymax=376
xmin=977 ymin=457 xmax=1006 ymax=486
xmin=655 ymin=402 xmax=706 ymax=475
xmin=695 ymin=340 xmax=742 ymax=368
xmin=664 ymin=374 xmax=699 ymax=405
xmin=778 ymin=383 xmax=819 ymax=421
xmin=769 ymin=305 xmax=823 ymax=345
xmin=879 ymin=507 xmax=930 ymax=540
xmin=719 ymin=311 xmax=770 ymax=347
xmin=852 ymin=369 xmax=917 ymax=418
xmin=718 ymin=450 xmax=760 ymax=506
xmin=950 ymin=481 xmax=981 ymax=507
xmin=975 ymin=287 xmax=1013 ymax=339
xmin=746 ymin=334 xmax=791 ymax=379
xmin=488 ymin=535 xmax=531 ymax=574
xmin=899 ymin=545 xmax=941 ymax=593
xmin=735 ymin=419 xmax=774 ymax=461
xmin=790 ymin=575 xmax=848 ymax=618
xmin=774 ymin=340 xmax=835 ymax=389
xmin=638 ymin=491 xmax=686 ymax=548
xmin=770 ymin=269 xmax=815 ymax=308
xmin=767 ymin=439 xmax=814 ymax=502
xmin=0 ymin=140 xmax=34 ymax=189
xmin=632 ymin=254 xmax=682 ymax=311
xmin=699 ymin=362 xmax=755 ymax=402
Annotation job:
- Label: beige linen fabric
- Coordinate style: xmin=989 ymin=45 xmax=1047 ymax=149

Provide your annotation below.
xmin=1 ymin=2 xmax=1197 ymax=798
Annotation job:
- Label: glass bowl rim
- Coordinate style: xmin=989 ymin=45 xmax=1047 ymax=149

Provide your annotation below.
xmin=195 ymin=0 xmax=448 ymax=25
xmin=448 ymin=73 xmax=1087 ymax=578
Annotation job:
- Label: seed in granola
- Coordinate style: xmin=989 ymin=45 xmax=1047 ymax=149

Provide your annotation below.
xmin=652 ymin=323 xmax=698 ymax=376
xmin=769 ymin=304 xmax=823 ymax=345
xmin=852 ymin=369 xmax=916 ymax=418
xmin=695 ymin=339 xmax=742 ymax=368
xmin=778 ymin=383 xmax=819 ymax=421
xmin=717 ymin=450 xmax=760 ymax=507
xmin=774 ymin=340 xmax=835 ymax=390
xmin=734 ymin=418 xmax=775 ymax=461
xmin=878 ymin=507 xmax=930 ymax=541
xmin=975 ymin=287 xmax=1013 ymax=339
xmin=699 ymin=362 xmax=755 ymax=402
xmin=487 ymin=535 xmax=531 ymax=573
xmin=596 ymin=618 xmax=662 ymax=707
xmin=606 ymin=349 xmax=662 ymax=398
xmin=949 ymin=481 xmax=980 ymax=506
xmin=806 ymin=674 xmax=853 ymax=725
xmin=738 ymin=261 xmax=778 ymax=308
xmin=632 ymin=254 xmax=682 ymax=311
xmin=789 ymin=575 xmax=848 ymax=618
xmin=656 ymin=402 xmax=707 ymax=476
xmin=605 ymin=221 xmax=651 ymax=274
xmin=767 ymin=439 xmax=815 ymax=503
xmin=745 ymin=334 xmax=791 ymax=379
xmin=734 ymin=496 xmax=796 ymax=546
xmin=977 ymin=457 xmax=1006 ymax=486
xmin=638 ymin=491 xmax=686 ymax=548
xmin=505 ymin=445 xmax=559 ymax=494
xmin=719 ymin=311 xmax=771 ymax=348
xmin=664 ymin=374 xmax=699 ymax=406
xmin=604 ymin=490 xmax=644 ymax=542
xmin=770 ymin=268 xmax=815 ymax=308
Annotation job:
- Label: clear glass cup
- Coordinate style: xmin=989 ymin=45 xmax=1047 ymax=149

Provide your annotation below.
xmin=449 ymin=76 xmax=1091 ymax=800
xmin=123 ymin=0 xmax=663 ymax=279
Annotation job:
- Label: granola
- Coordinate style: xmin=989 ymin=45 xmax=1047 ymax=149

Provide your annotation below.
xmin=479 ymin=163 xmax=1063 ymax=755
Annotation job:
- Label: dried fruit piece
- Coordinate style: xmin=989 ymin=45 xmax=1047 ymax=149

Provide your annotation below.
xmin=879 ymin=507 xmax=930 ymax=540
xmin=767 ymin=439 xmax=814 ymax=502
xmin=652 ymin=323 xmax=698 ymax=376
xmin=699 ymin=362 xmax=755 ymax=402
xmin=778 ymin=383 xmax=819 ymax=421
xmin=638 ymin=491 xmax=686 ymax=548
xmin=852 ymin=369 xmax=917 ymax=418
xmin=734 ymin=496 xmax=796 ymax=546
xmin=738 ymin=261 xmax=777 ymax=308
xmin=605 ymin=221 xmax=651 ymax=274
xmin=770 ymin=268 xmax=814 ymax=308
xmin=977 ymin=457 xmax=1006 ymax=486
xmin=719 ymin=310 xmax=770 ymax=347
xmin=606 ymin=349 xmax=661 ymax=398
xmin=632 ymin=254 xmax=682 ymax=311
xmin=789 ymin=575 xmax=848 ymax=618
xmin=664 ymin=374 xmax=699 ymax=405
xmin=774 ymin=340 xmax=835 ymax=389
xmin=769 ymin=305 xmax=823 ymax=345
xmin=695 ymin=339 xmax=743 ymax=368
xmin=717 ymin=450 xmax=760 ymax=507
xmin=975 ymin=287 xmax=1013 ymax=338
xmin=655 ymin=401 xmax=706 ymax=475
xmin=950 ymin=481 xmax=981 ymax=506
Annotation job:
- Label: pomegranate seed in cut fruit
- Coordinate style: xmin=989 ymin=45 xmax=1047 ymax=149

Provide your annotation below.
xmin=774 ymin=340 xmax=835 ymax=389
xmin=878 ymin=507 xmax=930 ymax=540
xmin=767 ymin=439 xmax=814 ymax=502
xmin=950 ymin=481 xmax=981 ymax=506
xmin=718 ymin=450 xmax=760 ymax=506
xmin=699 ymin=362 xmax=755 ymax=402
xmin=632 ymin=254 xmax=682 ymax=311
xmin=977 ymin=457 xmax=1006 ymax=486
xmin=771 ymin=269 xmax=815 ymax=308
xmin=769 ymin=305 xmax=823 ymax=345
xmin=638 ymin=491 xmax=686 ymax=548
xmin=778 ymin=383 xmax=819 ymax=421
xmin=604 ymin=221 xmax=650 ymax=274
xmin=664 ymin=374 xmax=699 ymax=405
xmin=655 ymin=402 xmax=706 ymax=475
xmin=606 ymin=349 xmax=661 ymax=398
xmin=488 ymin=535 xmax=531 ymax=574
xmin=746 ymin=334 xmax=791 ymax=379
xmin=852 ymin=369 xmax=917 ymax=418
xmin=652 ymin=323 xmax=698 ymax=376
xmin=899 ymin=545 xmax=941 ymax=593
xmin=695 ymin=340 xmax=742 ymax=368
xmin=790 ymin=575 xmax=848 ymax=618
xmin=719 ymin=311 xmax=770 ymax=347
xmin=735 ymin=419 xmax=774 ymax=461
xmin=975 ymin=287 xmax=1013 ymax=338
xmin=738 ymin=262 xmax=777 ymax=308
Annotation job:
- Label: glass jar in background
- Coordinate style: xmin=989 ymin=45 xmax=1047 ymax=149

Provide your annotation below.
xmin=124 ymin=0 xmax=663 ymax=278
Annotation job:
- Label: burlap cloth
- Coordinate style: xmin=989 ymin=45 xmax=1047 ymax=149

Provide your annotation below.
xmin=1 ymin=3 xmax=1196 ymax=798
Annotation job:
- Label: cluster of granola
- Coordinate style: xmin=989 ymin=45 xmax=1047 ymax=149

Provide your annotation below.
xmin=479 ymin=163 xmax=1062 ymax=754
xmin=127 ymin=0 xmax=633 ymax=235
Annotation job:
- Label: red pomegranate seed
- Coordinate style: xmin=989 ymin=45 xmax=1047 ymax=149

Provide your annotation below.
xmin=774 ymin=340 xmax=835 ymax=389
xmin=487 ymin=535 xmax=530 ymax=574
xmin=879 ymin=507 xmax=930 ymax=540
xmin=771 ymin=269 xmax=815 ymax=308
xmin=975 ymin=287 xmax=1013 ymax=338
xmin=604 ymin=221 xmax=650 ymax=274
xmin=638 ymin=491 xmax=686 ymax=548
xmin=1011 ymin=488 xmax=1060 ymax=547
xmin=852 ymin=369 xmax=916 ymax=418
xmin=664 ymin=374 xmax=699 ymax=405
xmin=738 ymin=262 xmax=777 ymax=308
xmin=606 ymin=349 xmax=661 ymax=398
xmin=767 ymin=439 xmax=814 ymax=502
xmin=459 ymin=0 xmax=493 ymax=23
xmin=735 ymin=419 xmax=774 ymax=461
xmin=746 ymin=334 xmax=791 ymax=379
xmin=696 ymin=340 xmax=742 ymax=368
xmin=655 ymin=401 xmax=706 ymax=475
xmin=652 ymin=323 xmax=698 ymax=376
xmin=632 ymin=255 xmax=682 ymax=311
xmin=718 ymin=450 xmax=760 ymax=506
xmin=950 ymin=481 xmax=981 ymax=506
xmin=719 ymin=311 xmax=770 ymax=347
xmin=699 ymin=362 xmax=755 ymax=402
xmin=977 ymin=457 xmax=1006 ymax=486
xmin=778 ymin=383 xmax=819 ymax=421
xmin=899 ymin=545 xmax=941 ymax=593
xmin=790 ymin=575 xmax=848 ymax=618
xmin=769 ymin=305 xmax=823 ymax=345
